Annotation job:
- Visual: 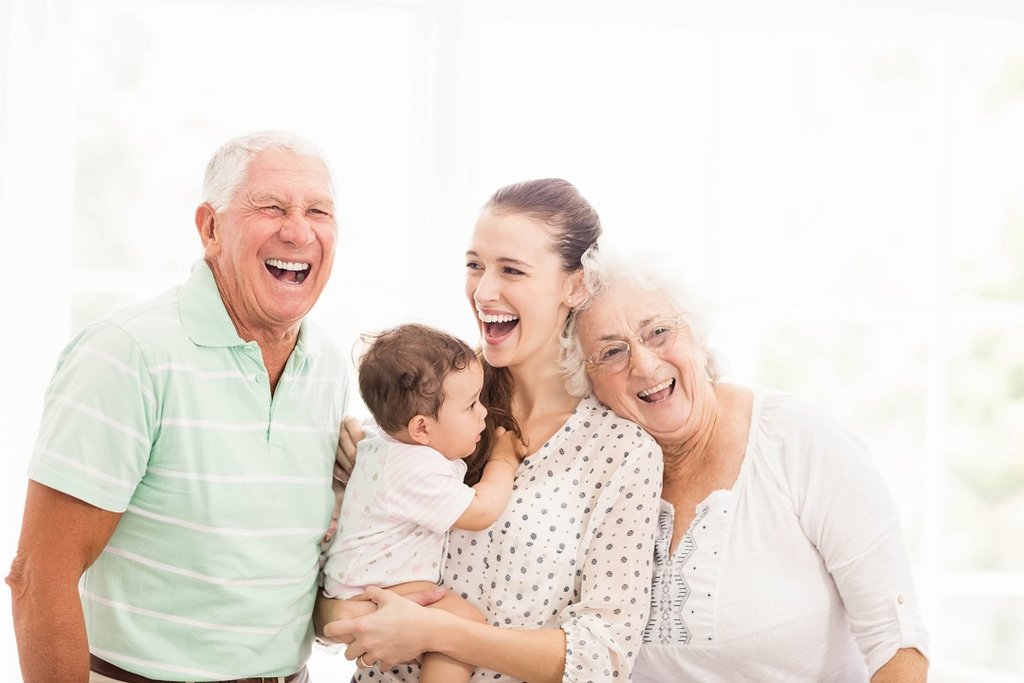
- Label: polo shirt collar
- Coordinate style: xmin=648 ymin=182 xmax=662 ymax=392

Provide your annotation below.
xmin=179 ymin=260 xmax=320 ymax=358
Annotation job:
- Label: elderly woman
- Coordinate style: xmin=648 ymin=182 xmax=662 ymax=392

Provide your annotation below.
xmin=562 ymin=251 xmax=929 ymax=682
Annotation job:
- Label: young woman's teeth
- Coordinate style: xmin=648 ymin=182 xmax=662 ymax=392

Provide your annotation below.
xmin=478 ymin=313 xmax=519 ymax=323
xmin=637 ymin=379 xmax=674 ymax=399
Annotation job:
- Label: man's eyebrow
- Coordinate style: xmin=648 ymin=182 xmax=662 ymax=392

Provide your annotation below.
xmin=307 ymin=196 xmax=335 ymax=209
xmin=247 ymin=191 xmax=334 ymax=208
xmin=248 ymin=191 xmax=284 ymax=204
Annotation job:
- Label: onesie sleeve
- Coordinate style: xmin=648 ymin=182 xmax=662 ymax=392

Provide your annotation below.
xmin=383 ymin=450 xmax=476 ymax=535
xmin=788 ymin=400 xmax=929 ymax=675
xmin=27 ymin=321 xmax=156 ymax=512
xmin=557 ymin=425 xmax=663 ymax=682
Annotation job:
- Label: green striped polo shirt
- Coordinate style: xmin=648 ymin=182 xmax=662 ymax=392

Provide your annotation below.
xmin=29 ymin=260 xmax=347 ymax=681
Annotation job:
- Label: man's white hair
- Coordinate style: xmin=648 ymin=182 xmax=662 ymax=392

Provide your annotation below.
xmin=202 ymin=130 xmax=335 ymax=211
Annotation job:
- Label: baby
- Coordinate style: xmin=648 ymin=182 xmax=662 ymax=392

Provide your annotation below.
xmin=322 ymin=323 xmax=521 ymax=682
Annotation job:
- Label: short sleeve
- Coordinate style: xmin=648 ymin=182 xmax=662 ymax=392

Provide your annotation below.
xmin=559 ymin=425 xmax=664 ymax=682
xmin=789 ymin=401 xmax=929 ymax=674
xmin=382 ymin=447 xmax=476 ymax=535
xmin=28 ymin=322 xmax=155 ymax=512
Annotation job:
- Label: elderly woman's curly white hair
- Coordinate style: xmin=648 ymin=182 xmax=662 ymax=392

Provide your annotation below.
xmin=559 ymin=246 xmax=725 ymax=398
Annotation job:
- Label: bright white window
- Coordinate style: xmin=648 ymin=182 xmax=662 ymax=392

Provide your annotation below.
xmin=2 ymin=1 xmax=1022 ymax=680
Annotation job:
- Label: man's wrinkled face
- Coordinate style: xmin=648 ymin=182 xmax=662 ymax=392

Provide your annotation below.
xmin=200 ymin=148 xmax=337 ymax=337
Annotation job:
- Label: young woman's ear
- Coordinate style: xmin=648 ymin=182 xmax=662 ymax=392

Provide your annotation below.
xmin=406 ymin=415 xmax=432 ymax=446
xmin=564 ymin=270 xmax=587 ymax=308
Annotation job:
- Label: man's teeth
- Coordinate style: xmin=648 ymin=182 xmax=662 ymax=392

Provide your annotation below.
xmin=478 ymin=312 xmax=519 ymax=323
xmin=265 ymin=258 xmax=310 ymax=272
xmin=637 ymin=379 xmax=673 ymax=398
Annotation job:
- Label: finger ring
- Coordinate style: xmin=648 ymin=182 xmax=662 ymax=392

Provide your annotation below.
xmin=357 ymin=655 xmax=371 ymax=668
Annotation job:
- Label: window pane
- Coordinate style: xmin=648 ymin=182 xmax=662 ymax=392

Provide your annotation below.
xmin=946 ymin=323 xmax=1024 ymax=572
xmin=939 ymin=595 xmax=1024 ymax=676
xmin=947 ymin=45 xmax=1024 ymax=303
xmin=71 ymin=2 xmax=420 ymax=298
xmin=474 ymin=16 xmax=718 ymax=285
xmin=714 ymin=34 xmax=946 ymax=305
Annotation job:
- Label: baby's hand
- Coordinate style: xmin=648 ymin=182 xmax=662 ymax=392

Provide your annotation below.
xmin=489 ymin=426 xmax=526 ymax=467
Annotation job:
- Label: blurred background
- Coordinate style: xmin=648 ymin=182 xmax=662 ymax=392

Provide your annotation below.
xmin=2 ymin=0 xmax=1022 ymax=680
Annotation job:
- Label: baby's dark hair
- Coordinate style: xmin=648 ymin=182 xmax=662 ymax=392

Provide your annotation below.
xmin=357 ymin=323 xmax=478 ymax=434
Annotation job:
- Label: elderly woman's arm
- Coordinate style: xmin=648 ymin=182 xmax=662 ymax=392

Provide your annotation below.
xmin=872 ymin=647 xmax=929 ymax=682
xmin=792 ymin=402 xmax=929 ymax=679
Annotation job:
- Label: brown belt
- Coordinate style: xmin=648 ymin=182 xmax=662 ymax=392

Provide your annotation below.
xmin=89 ymin=654 xmax=305 ymax=683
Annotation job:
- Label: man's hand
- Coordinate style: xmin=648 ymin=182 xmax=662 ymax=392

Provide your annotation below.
xmin=334 ymin=416 xmax=364 ymax=485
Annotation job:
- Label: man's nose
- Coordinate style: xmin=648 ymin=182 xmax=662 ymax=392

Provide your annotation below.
xmin=279 ymin=209 xmax=315 ymax=246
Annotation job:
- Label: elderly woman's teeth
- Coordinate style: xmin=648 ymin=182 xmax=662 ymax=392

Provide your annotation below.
xmin=638 ymin=379 xmax=674 ymax=399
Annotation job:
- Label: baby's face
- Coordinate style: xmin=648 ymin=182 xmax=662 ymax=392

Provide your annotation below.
xmin=430 ymin=360 xmax=487 ymax=460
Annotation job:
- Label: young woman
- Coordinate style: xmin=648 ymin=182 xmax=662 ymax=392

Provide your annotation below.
xmin=317 ymin=179 xmax=663 ymax=682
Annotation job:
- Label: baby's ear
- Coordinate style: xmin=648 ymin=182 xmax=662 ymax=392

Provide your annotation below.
xmin=407 ymin=415 xmax=432 ymax=446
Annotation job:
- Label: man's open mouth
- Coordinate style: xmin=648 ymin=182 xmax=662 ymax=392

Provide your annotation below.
xmin=265 ymin=258 xmax=310 ymax=284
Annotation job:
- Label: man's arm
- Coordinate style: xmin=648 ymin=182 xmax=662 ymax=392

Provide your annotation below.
xmin=6 ymin=481 xmax=122 ymax=683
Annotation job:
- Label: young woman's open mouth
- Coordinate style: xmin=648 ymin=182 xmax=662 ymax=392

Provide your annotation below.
xmin=479 ymin=311 xmax=519 ymax=345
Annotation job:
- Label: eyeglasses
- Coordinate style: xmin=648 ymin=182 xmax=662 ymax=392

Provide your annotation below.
xmin=584 ymin=317 xmax=682 ymax=374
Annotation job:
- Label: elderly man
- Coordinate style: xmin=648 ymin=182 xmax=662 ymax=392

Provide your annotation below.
xmin=6 ymin=131 xmax=347 ymax=683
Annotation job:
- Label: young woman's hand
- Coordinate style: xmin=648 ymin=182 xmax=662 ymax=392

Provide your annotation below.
xmin=325 ymin=585 xmax=448 ymax=671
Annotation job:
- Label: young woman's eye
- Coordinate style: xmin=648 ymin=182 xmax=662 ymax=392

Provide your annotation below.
xmin=466 ymin=261 xmax=483 ymax=271
xmin=502 ymin=267 xmax=525 ymax=276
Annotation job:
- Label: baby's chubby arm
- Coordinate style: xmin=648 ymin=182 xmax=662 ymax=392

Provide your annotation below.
xmin=452 ymin=427 xmax=523 ymax=531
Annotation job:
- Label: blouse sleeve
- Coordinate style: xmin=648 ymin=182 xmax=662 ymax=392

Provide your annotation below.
xmin=557 ymin=425 xmax=663 ymax=682
xmin=788 ymin=400 xmax=929 ymax=676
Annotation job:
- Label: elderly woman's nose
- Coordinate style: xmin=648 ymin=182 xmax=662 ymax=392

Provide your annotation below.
xmin=629 ymin=342 xmax=662 ymax=373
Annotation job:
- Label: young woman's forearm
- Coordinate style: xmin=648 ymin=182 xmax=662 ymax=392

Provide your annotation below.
xmin=427 ymin=608 xmax=566 ymax=683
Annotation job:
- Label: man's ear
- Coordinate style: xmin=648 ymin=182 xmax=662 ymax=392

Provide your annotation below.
xmin=407 ymin=415 xmax=432 ymax=446
xmin=195 ymin=203 xmax=218 ymax=249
